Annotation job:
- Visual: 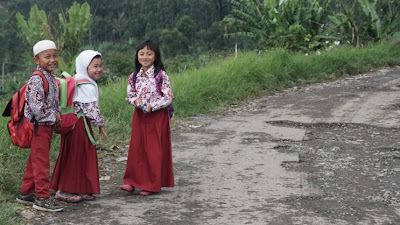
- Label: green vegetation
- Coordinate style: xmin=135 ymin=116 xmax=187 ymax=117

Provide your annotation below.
xmin=226 ymin=0 xmax=400 ymax=51
xmin=15 ymin=2 xmax=92 ymax=72
xmin=2 ymin=0 xmax=400 ymax=96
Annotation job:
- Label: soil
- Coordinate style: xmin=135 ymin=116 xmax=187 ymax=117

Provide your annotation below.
xmin=21 ymin=66 xmax=400 ymax=225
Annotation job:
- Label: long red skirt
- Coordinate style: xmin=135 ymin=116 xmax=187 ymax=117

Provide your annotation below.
xmin=123 ymin=108 xmax=174 ymax=192
xmin=50 ymin=117 xmax=100 ymax=194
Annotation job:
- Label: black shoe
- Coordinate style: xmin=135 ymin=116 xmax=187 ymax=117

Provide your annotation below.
xmin=16 ymin=192 xmax=35 ymax=205
xmin=33 ymin=197 xmax=63 ymax=212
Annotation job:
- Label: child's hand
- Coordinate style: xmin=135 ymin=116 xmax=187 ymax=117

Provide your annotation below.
xmin=56 ymin=112 xmax=61 ymax=125
xmin=146 ymin=104 xmax=151 ymax=113
xmin=134 ymin=99 xmax=143 ymax=108
xmin=98 ymin=126 xmax=107 ymax=140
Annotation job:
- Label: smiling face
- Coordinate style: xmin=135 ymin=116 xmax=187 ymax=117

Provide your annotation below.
xmin=87 ymin=57 xmax=103 ymax=80
xmin=137 ymin=46 xmax=155 ymax=72
xmin=33 ymin=49 xmax=58 ymax=72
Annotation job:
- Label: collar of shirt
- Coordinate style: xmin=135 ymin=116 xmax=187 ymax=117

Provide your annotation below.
xmin=138 ymin=65 xmax=155 ymax=78
xmin=36 ymin=66 xmax=56 ymax=78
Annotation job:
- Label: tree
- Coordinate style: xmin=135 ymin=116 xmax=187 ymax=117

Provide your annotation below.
xmin=159 ymin=28 xmax=189 ymax=57
xmin=224 ymin=0 xmax=332 ymax=51
xmin=176 ymin=15 xmax=196 ymax=41
xmin=15 ymin=5 xmax=54 ymax=46
xmin=112 ymin=11 xmax=128 ymax=41
xmin=328 ymin=0 xmax=400 ymax=47
xmin=15 ymin=2 xmax=92 ymax=73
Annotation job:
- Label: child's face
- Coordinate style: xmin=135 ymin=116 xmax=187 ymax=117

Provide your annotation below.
xmin=33 ymin=49 xmax=58 ymax=73
xmin=87 ymin=57 xmax=103 ymax=80
xmin=138 ymin=46 xmax=155 ymax=71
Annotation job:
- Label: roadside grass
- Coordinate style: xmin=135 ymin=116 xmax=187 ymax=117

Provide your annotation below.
xmin=1 ymin=40 xmax=400 ymax=224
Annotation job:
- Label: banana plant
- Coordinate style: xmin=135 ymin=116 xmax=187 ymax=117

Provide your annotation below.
xmin=358 ymin=0 xmax=381 ymax=40
xmin=15 ymin=5 xmax=54 ymax=46
xmin=15 ymin=3 xmax=91 ymax=74
xmin=225 ymin=0 xmax=332 ymax=51
xmin=329 ymin=0 xmax=400 ymax=46
xmin=358 ymin=0 xmax=400 ymax=40
xmin=59 ymin=2 xmax=91 ymax=63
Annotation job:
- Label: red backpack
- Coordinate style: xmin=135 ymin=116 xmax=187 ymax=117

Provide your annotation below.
xmin=54 ymin=72 xmax=96 ymax=145
xmin=2 ymin=71 xmax=49 ymax=149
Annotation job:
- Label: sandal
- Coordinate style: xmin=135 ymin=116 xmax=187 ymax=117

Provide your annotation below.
xmin=120 ymin=184 xmax=135 ymax=193
xmin=79 ymin=194 xmax=96 ymax=201
xmin=55 ymin=190 xmax=83 ymax=203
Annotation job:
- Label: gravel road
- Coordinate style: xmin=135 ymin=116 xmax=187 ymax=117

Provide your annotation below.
xmin=23 ymin=66 xmax=400 ymax=225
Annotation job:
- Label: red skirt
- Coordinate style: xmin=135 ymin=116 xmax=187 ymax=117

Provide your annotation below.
xmin=123 ymin=108 xmax=174 ymax=192
xmin=50 ymin=117 xmax=100 ymax=194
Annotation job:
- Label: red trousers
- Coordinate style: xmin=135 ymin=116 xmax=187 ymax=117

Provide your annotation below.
xmin=20 ymin=125 xmax=53 ymax=198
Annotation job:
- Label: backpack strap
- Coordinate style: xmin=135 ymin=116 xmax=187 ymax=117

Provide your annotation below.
xmin=32 ymin=70 xmax=49 ymax=98
xmin=30 ymin=70 xmax=50 ymax=132
xmin=61 ymin=71 xmax=72 ymax=78
xmin=77 ymin=110 xmax=96 ymax=146
xmin=154 ymin=70 xmax=164 ymax=96
xmin=76 ymin=79 xmax=92 ymax=85
xmin=131 ymin=72 xmax=137 ymax=91
xmin=56 ymin=77 xmax=68 ymax=109
xmin=74 ymin=80 xmax=96 ymax=145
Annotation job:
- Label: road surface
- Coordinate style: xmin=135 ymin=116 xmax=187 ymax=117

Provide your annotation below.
xmin=22 ymin=66 xmax=400 ymax=225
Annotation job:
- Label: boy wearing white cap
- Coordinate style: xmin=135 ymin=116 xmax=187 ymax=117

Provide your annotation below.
xmin=15 ymin=40 xmax=63 ymax=212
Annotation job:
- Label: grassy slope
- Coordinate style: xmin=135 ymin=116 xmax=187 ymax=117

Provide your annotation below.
xmin=100 ymin=41 xmax=400 ymax=145
xmin=0 ymin=41 xmax=400 ymax=224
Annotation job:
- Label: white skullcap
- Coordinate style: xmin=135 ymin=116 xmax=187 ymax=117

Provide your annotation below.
xmin=33 ymin=40 xmax=57 ymax=56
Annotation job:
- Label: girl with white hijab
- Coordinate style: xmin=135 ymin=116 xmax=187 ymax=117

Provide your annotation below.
xmin=51 ymin=50 xmax=106 ymax=203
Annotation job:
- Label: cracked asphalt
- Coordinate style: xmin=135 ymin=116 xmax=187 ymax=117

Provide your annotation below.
xmin=22 ymin=66 xmax=400 ymax=225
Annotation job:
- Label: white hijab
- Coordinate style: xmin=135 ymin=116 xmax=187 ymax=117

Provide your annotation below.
xmin=73 ymin=50 xmax=101 ymax=104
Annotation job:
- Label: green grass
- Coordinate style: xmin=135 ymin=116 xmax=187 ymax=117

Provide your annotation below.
xmin=1 ymin=40 xmax=400 ymax=223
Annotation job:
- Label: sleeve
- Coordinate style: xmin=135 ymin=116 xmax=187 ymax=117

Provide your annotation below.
xmin=125 ymin=73 xmax=138 ymax=106
xmin=75 ymin=102 xmax=105 ymax=127
xmin=150 ymin=71 xmax=173 ymax=111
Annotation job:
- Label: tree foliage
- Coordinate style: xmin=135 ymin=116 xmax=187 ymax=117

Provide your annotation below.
xmin=15 ymin=5 xmax=54 ymax=46
xmin=14 ymin=2 xmax=92 ymax=73
xmin=225 ymin=0 xmax=333 ymax=51
xmin=0 ymin=0 xmax=399 ymax=83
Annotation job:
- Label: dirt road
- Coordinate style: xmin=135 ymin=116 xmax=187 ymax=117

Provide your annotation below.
xmin=24 ymin=66 xmax=400 ymax=224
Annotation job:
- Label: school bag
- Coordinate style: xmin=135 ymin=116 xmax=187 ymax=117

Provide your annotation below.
xmin=132 ymin=70 xmax=175 ymax=118
xmin=2 ymin=71 xmax=49 ymax=149
xmin=54 ymin=72 xmax=96 ymax=145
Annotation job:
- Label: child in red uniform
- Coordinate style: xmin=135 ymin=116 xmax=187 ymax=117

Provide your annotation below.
xmin=50 ymin=50 xmax=106 ymax=203
xmin=120 ymin=40 xmax=174 ymax=196
xmin=16 ymin=40 xmax=63 ymax=212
